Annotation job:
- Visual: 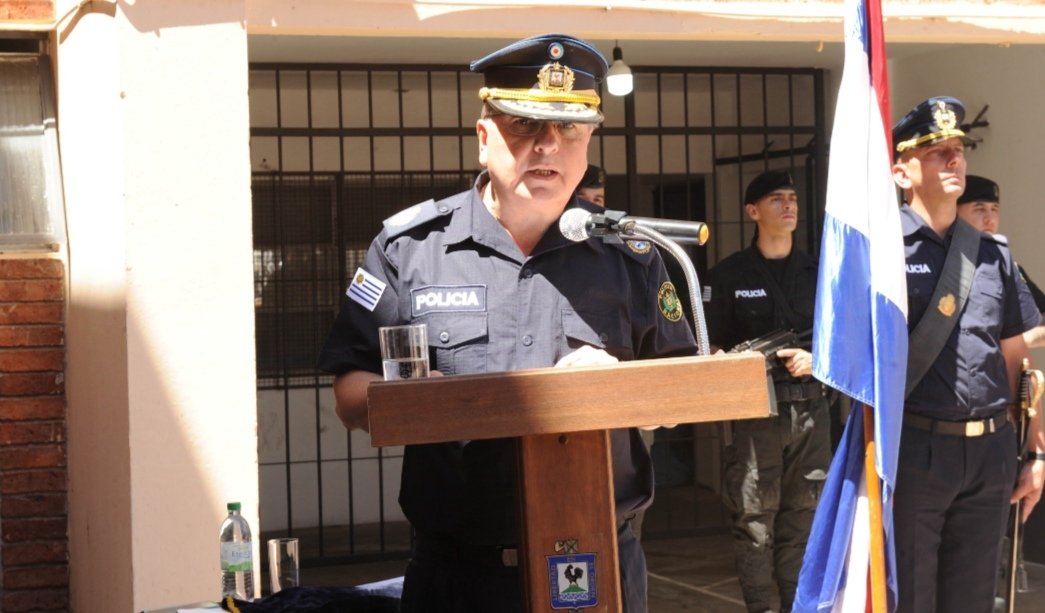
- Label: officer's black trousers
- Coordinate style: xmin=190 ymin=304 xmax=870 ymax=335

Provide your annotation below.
xmin=400 ymin=521 xmax=646 ymax=612
xmin=893 ymin=420 xmax=1017 ymax=613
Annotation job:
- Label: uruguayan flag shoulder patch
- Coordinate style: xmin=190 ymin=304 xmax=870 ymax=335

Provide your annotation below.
xmin=347 ymin=267 xmax=387 ymax=312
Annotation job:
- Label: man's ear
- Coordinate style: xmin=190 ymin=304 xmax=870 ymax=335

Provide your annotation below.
xmin=892 ymin=161 xmax=912 ymax=190
xmin=476 ymin=119 xmax=489 ymax=165
xmin=744 ymin=202 xmax=759 ymax=222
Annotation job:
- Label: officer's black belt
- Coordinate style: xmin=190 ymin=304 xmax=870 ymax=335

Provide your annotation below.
xmin=903 ymin=410 xmax=1011 ymax=437
xmin=414 ymin=535 xmax=519 ymax=567
xmin=774 ymin=380 xmax=823 ymax=403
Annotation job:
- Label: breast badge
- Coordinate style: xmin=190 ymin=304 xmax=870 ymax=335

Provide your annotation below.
xmin=658 ymin=281 xmax=684 ymax=323
xmin=937 ymin=292 xmax=956 ymax=317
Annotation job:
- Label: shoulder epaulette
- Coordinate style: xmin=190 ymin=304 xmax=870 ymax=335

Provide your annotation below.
xmin=986 ymin=232 xmax=1009 ymax=246
xmin=381 ymin=199 xmax=453 ymax=238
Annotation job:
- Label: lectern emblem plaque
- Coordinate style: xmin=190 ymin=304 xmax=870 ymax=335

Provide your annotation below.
xmin=547 ymin=551 xmax=598 ymax=609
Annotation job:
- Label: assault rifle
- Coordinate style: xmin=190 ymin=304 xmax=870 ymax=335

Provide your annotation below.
xmin=728 ymin=328 xmax=812 ymax=374
xmin=728 ymin=328 xmax=812 ymax=415
xmin=1003 ymin=359 xmax=1044 ymax=613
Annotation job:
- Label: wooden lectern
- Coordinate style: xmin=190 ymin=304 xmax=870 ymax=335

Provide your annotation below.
xmin=368 ymin=353 xmax=769 ymax=612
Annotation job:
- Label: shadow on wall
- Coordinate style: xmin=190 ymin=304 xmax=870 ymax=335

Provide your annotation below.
xmin=66 ymin=291 xmax=257 ymax=609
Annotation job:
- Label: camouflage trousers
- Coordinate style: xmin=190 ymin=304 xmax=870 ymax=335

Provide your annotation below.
xmin=723 ymin=397 xmax=831 ymax=613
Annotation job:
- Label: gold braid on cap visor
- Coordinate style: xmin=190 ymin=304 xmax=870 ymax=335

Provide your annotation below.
xmin=895 ymin=128 xmax=967 ymax=153
xmin=479 ymin=87 xmax=601 ymax=107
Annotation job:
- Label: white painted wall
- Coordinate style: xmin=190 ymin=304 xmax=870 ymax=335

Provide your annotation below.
xmin=58 ymin=1 xmax=258 ymax=609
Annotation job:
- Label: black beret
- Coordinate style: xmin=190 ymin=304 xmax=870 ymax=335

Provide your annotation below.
xmin=958 ymin=175 xmax=1000 ymax=205
xmin=745 ymin=170 xmax=796 ymax=205
xmin=579 ymin=164 xmax=606 ymax=189
xmin=892 ymin=96 xmax=967 ymax=158
xmin=470 ymin=34 xmax=608 ymax=123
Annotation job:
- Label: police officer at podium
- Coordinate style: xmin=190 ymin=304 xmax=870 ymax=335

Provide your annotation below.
xmin=318 ymin=34 xmax=696 ymax=613
xmin=704 ymin=170 xmax=831 ymax=613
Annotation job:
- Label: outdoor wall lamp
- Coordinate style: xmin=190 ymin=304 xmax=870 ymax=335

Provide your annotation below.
xmin=606 ymin=44 xmax=633 ymax=96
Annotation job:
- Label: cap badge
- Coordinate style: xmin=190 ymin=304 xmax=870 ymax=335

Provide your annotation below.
xmin=658 ymin=281 xmax=684 ymax=323
xmin=547 ymin=42 xmax=564 ymax=60
xmin=937 ymin=293 xmax=956 ymax=317
xmin=933 ymin=100 xmax=958 ymax=132
xmin=538 ymin=62 xmax=575 ymax=94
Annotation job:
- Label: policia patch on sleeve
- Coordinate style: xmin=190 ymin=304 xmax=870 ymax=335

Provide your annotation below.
xmin=658 ymin=281 xmax=684 ymax=322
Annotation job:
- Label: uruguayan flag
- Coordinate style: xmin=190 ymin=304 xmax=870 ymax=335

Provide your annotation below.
xmin=795 ymin=0 xmax=908 ymax=610
xmin=347 ymin=267 xmax=387 ymax=312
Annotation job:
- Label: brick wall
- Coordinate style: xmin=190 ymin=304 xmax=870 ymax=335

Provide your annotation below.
xmin=0 ymin=1 xmax=55 ymax=21
xmin=0 ymin=259 xmax=68 ymax=612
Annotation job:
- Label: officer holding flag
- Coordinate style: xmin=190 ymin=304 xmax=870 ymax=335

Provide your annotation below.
xmin=890 ymin=96 xmax=1044 ymax=612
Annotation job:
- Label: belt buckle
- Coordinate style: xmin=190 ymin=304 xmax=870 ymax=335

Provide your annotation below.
xmin=965 ymin=420 xmax=985 ymax=437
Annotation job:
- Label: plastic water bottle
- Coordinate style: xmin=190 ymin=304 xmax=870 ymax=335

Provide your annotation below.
xmin=219 ymin=501 xmax=254 ymax=600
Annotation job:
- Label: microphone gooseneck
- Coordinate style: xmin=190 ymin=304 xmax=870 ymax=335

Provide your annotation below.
xmin=557 ymin=207 xmax=711 ymax=354
xmin=558 ymin=208 xmax=708 ymax=246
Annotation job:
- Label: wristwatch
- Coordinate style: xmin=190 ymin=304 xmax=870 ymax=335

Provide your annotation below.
xmin=1025 ymin=451 xmax=1045 ymax=463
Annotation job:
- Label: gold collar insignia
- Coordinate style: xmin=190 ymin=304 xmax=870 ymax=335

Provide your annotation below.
xmin=626 ymin=240 xmax=652 ymax=254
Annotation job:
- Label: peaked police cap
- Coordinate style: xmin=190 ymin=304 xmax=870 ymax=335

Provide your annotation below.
xmin=892 ymin=96 xmax=969 ymax=158
xmin=470 ymin=34 xmax=608 ymax=124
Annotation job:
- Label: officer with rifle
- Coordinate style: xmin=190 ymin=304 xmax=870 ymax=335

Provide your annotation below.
xmin=703 ymin=170 xmax=831 ymax=613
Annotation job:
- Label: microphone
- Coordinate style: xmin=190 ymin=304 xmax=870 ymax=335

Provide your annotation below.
xmin=559 ymin=208 xmax=709 ymax=246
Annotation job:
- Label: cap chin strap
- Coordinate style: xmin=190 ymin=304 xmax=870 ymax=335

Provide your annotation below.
xmin=895 ymin=128 xmax=967 ymax=153
xmin=479 ymin=87 xmax=600 ymax=107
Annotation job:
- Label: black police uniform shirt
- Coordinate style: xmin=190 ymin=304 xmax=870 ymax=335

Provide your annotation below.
xmin=318 ymin=172 xmax=697 ymax=547
xmin=900 ymin=205 xmax=1042 ymax=421
xmin=704 ymin=244 xmax=818 ymax=359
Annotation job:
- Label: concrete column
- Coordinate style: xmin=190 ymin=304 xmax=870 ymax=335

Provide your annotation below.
xmin=56 ymin=1 xmax=257 ymax=610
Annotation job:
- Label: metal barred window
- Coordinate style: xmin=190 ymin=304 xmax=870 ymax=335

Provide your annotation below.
xmin=0 ymin=37 xmax=65 ymax=250
xmin=249 ymin=61 xmax=826 ymax=567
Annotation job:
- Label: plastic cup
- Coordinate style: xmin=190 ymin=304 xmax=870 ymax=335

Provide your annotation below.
xmin=378 ymin=324 xmax=429 ymax=381
xmin=267 ymin=537 xmax=299 ymax=594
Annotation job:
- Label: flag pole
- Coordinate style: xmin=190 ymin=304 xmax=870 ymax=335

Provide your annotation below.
xmin=863 ymin=404 xmax=887 ymax=612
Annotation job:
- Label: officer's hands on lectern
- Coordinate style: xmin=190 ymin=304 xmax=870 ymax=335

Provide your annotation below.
xmin=333 ymin=367 xmax=443 ymax=433
xmin=554 ymin=345 xmax=677 ymax=430
xmin=554 ymin=344 xmax=618 ymax=368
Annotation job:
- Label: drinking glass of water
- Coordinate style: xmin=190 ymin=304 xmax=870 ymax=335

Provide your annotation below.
xmin=267 ymin=537 xmax=299 ymax=594
xmin=379 ymin=324 xmax=429 ymax=381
